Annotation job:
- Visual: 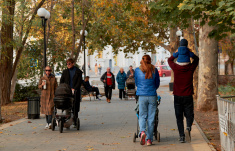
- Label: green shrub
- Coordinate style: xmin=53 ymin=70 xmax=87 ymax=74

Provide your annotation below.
xmin=218 ymin=84 xmax=235 ymax=96
xmin=14 ymin=83 xmax=39 ymax=102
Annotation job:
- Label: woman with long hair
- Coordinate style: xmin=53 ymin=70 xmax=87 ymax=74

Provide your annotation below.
xmin=135 ymin=55 xmax=160 ymax=146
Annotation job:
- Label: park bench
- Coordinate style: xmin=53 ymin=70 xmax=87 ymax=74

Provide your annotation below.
xmin=80 ymin=85 xmax=96 ymax=101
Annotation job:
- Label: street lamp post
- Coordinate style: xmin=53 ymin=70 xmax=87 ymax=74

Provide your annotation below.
xmin=80 ymin=30 xmax=88 ymax=78
xmin=37 ymin=8 xmax=50 ymax=68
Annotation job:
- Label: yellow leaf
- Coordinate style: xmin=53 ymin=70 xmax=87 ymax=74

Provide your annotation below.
xmin=223 ymin=132 xmax=228 ymax=136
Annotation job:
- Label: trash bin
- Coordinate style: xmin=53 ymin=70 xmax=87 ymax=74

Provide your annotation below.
xmin=27 ymin=97 xmax=40 ymax=119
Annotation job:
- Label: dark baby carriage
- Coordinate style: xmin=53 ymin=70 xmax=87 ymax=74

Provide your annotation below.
xmin=125 ymin=77 xmax=136 ymax=99
xmin=52 ymin=83 xmax=80 ymax=133
xmin=133 ymin=96 xmax=161 ymax=142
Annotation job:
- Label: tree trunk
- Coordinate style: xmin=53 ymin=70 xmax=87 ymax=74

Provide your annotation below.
xmin=10 ymin=69 xmax=18 ymax=102
xmin=183 ymin=18 xmax=199 ymax=103
xmin=71 ymin=0 xmax=76 ymax=58
xmin=0 ymin=0 xmax=15 ymax=105
xmin=197 ymin=19 xmax=218 ymax=111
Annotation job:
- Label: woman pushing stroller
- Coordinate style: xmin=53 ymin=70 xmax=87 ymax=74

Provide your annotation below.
xmin=135 ymin=55 xmax=160 ymax=146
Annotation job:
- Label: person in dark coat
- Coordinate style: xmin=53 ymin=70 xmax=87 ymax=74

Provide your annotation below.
xmin=100 ymin=67 xmax=115 ymax=103
xmin=127 ymin=65 xmax=135 ymax=78
xmin=60 ymin=58 xmax=83 ymax=126
xmin=168 ymin=45 xmax=199 ymax=143
xmin=83 ymin=76 xmax=102 ymax=100
xmin=116 ymin=68 xmax=127 ymax=100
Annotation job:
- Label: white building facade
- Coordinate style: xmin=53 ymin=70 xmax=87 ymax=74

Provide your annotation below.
xmin=77 ymin=45 xmax=171 ymax=75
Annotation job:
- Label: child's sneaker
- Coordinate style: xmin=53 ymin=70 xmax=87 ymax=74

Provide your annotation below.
xmin=140 ymin=131 xmax=146 ymax=145
xmin=147 ymin=139 xmax=152 ymax=146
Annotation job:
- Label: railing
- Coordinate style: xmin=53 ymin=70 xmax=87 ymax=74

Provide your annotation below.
xmin=217 ymin=95 xmax=235 ymax=151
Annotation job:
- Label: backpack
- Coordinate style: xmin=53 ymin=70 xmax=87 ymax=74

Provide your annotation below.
xmin=55 ymin=83 xmax=72 ymax=98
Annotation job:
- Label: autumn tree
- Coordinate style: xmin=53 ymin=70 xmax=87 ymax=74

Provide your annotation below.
xmin=179 ymin=0 xmax=235 ymax=111
xmin=0 ymin=0 xmax=45 ymax=122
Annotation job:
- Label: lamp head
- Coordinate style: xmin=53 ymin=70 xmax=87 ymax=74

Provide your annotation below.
xmin=176 ymin=30 xmax=182 ymax=37
xmin=37 ymin=8 xmax=47 ymax=17
xmin=45 ymin=11 xmax=50 ymax=19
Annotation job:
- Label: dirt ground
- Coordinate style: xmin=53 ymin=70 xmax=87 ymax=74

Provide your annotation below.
xmin=195 ymin=109 xmax=221 ymax=151
xmin=0 ymin=102 xmax=27 ymax=124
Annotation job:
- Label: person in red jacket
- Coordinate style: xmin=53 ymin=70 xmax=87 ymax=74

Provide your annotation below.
xmin=168 ymin=47 xmax=199 ymax=143
xmin=100 ymin=67 xmax=115 ymax=103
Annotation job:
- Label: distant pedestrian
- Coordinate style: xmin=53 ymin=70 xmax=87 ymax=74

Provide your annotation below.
xmin=60 ymin=58 xmax=83 ymax=126
xmin=116 ymin=68 xmax=127 ymax=100
xmin=100 ymin=67 xmax=115 ymax=103
xmin=88 ymin=63 xmax=91 ymax=70
xmin=135 ymin=55 xmax=160 ymax=146
xmin=95 ymin=63 xmax=98 ymax=76
xmin=38 ymin=66 xmax=58 ymax=129
xmin=133 ymin=61 xmax=136 ymax=68
xmin=168 ymin=38 xmax=199 ymax=143
xmin=98 ymin=64 xmax=102 ymax=75
xmin=127 ymin=65 xmax=135 ymax=78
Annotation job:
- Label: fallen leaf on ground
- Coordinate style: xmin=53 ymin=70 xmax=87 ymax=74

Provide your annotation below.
xmin=0 ymin=132 xmax=3 ymax=134
xmin=171 ymin=129 xmax=175 ymax=131
xmin=170 ymin=144 xmax=175 ymax=145
xmin=10 ymin=124 xmax=13 ymax=126
xmin=28 ymin=121 xmax=32 ymax=123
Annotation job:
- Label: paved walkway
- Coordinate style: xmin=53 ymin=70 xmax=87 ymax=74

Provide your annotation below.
xmin=0 ymin=85 xmax=212 ymax=151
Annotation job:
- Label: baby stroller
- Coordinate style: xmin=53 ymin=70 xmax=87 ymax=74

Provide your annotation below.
xmin=133 ymin=95 xmax=161 ymax=142
xmin=51 ymin=83 xmax=80 ymax=133
xmin=125 ymin=77 xmax=136 ymax=100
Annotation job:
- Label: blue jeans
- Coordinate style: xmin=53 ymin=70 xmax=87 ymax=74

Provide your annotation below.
xmin=139 ymin=96 xmax=157 ymax=142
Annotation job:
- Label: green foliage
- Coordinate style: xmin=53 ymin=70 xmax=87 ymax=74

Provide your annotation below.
xmin=218 ymin=84 xmax=235 ymax=96
xmin=178 ymin=0 xmax=235 ymax=40
xmin=13 ymin=83 xmax=39 ymax=102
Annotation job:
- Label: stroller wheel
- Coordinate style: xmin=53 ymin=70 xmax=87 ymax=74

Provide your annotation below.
xmin=133 ymin=133 xmax=137 ymax=142
xmin=51 ymin=118 xmax=56 ymax=131
xmin=157 ymin=132 xmax=160 ymax=142
xmin=76 ymin=118 xmax=80 ymax=130
xmin=59 ymin=121 xmax=63 ymax=133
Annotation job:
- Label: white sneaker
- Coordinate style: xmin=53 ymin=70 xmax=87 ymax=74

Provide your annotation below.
xmin=45 ymin=123 xmax=49 ymax=129
xmin=48 ymin=123 xmax=52 ymax=129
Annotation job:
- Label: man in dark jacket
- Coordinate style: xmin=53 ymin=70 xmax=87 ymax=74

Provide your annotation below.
xmin=127 ymin=65 xmax=135 ymax=78
xmin=60 ymin=58 xmax=83 ymax=125
xmin=83 ymin=76 xmax=102 ymax=100
xmin=168 ymin=47 xmax=199 ymax=143
xmin=100 ymin=67 xmax=115 ymax=103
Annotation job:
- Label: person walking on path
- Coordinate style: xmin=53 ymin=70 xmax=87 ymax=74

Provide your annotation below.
xmin=83 ymin=76 xmax=102 ymax=100
xmin=135 ymin=55 xmax=160 ymax=146
xmin=95 ymin=63 xmax=98 ymax=76
xmin=127 ymin=65 xmax=135 ymax=78
xmin=98 ymin=64 xmax=102 ymax=75
xmin=168 ymin=39 xmax=199 ymax=143
xmin=60 ymin=58 xmax=83 ymax=126
xmin=116 ymin=68 xmax=127 ymax=100
xmin=100 ymin=67 xmax=115 ymax=103
xmin=38 ymin=66 xmax=58 ymax=129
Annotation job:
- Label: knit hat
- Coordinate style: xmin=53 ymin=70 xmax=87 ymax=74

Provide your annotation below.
xmin=180 ymin=39 xmax=188 ymax=47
